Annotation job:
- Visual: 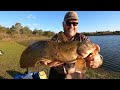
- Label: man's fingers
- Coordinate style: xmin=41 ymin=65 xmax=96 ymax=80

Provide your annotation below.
xmin=40 ymin=61 xmax=47 ymax=65
xmin=48 ymin=61 xmax=58 ymax=67
xmin=39 ymin=60 xmax=64 ymax=67
xmin=48 ymin=61 xmax=64 ymax=67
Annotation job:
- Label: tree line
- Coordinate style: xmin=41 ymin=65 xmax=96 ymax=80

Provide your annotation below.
xmin=82 ymin=30 xmax=120 ymax=36
xmin=0 ymin=22 xmax=120 ymax=40
xmin=0 ymin=22 xmax=55 ymax=39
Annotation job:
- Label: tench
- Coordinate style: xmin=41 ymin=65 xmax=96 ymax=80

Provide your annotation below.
xmin=20 ymin=40 xmax=99 ymax=69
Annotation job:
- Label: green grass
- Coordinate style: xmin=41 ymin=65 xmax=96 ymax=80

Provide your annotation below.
xmin=86 ymin=67 xmax=120 ymax=79
xmin=0 ymin=38 xmax=50 ymax=79
xmin=0 ymin=37 xmax=120 ymax=79
xmin=0 ymin=41 xmax=27 ymax=79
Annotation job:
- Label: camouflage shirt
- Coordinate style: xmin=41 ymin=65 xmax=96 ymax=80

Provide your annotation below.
xmin=51 ymin=31 xmax=91 ymax=43
xmin=50 ymin=31 xmax=92 ymax=75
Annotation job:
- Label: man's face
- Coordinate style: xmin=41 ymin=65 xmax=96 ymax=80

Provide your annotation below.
xmin=63 ymin=19 xmax=78 ymax=38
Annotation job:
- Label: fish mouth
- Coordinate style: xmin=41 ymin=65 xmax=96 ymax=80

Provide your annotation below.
xmin=77 ymin=44 xmax=99 ymax=59
xmin=77 ymin=48 xmax=95 ymax=59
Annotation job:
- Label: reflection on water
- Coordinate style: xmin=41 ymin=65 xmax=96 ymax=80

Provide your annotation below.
xmin=88 ymin=35 xmax=120 ymax=72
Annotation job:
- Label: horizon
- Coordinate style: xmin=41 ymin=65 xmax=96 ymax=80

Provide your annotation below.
xmin=0 ymin=11 xmax=120 ymax=33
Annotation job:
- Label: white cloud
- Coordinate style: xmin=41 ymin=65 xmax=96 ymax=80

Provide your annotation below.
xmin=27 ymin=14 xmax=37 ymax=20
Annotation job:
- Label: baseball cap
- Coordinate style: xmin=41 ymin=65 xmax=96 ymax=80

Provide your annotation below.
xmin=64 ymin=11 xmax=78 ymax=21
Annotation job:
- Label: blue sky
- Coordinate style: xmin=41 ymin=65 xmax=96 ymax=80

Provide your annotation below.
xmin=0 ymin=11 xmax=120 ymax=33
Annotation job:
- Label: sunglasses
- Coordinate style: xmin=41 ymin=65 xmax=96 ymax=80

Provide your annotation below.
xmin=65 ymin=21 xmax=78 ymax=26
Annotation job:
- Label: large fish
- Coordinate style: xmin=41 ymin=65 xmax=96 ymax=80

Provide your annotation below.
xmin=20 ymin=40 xmax=100 ymax=70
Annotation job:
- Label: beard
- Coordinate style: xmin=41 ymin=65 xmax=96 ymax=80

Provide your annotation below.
xmin=64 ymin=29 xmax=76 ymax=38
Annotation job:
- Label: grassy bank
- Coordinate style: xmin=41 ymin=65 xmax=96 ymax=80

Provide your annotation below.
xmin=0 ymin=36 xmax=50 ymax=79
xmin=86 ymin=68 xmax=120 ymax=79
xmin=0 ymin=36 xmax=120 ymax=79
xmin=0 ymin=41 xmax=27 ymax=79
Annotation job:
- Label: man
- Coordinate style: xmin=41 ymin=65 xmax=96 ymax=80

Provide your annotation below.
xmin=43 ymin=11 xmax=103 ymax=79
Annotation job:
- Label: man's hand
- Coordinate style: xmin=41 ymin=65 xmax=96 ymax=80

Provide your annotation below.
xmin=85 ymin=53 xmax=103 ymax=68
xmin=84 ymin=44 xmax=103 ymax=68
xmin=40 ymin=61 xmax=64 ymax=67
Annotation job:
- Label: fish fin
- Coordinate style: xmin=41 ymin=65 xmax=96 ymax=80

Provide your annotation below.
xmin=75 ymin=57 xmax=86 ymax=73
xmin=58 ymin=31 xmax=68 ymax=42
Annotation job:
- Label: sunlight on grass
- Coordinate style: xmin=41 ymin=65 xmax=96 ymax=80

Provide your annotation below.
xmin=0 ymin=37 xmax=50 ymax=79
xmin=0 ymin=41 xmax=27 ymax=79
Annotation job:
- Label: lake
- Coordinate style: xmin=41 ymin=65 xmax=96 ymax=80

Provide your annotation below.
xmin=88 ymin=35 xmax=120 ymax=72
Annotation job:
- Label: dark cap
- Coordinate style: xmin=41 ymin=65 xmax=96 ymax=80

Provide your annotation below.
xmin=64 ymin=11 xmax=78 ymax=21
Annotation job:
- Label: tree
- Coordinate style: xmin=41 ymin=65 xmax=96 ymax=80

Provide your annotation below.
xmin=32 ymin=29 xmax=44 ymax=36
xmin=0 ymin=26 xmax=7 ymax=34
xmin=20 ymin=26 xmax=32 ymax=35
xmin=43 ymin=31 xmax=55 ymax=37
xmin=9 ymin=22 xmax=23 ymax=34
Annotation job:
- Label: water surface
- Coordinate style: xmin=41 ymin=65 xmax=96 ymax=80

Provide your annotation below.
xmin=88 ymin=35 xmax=120 ymax=72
